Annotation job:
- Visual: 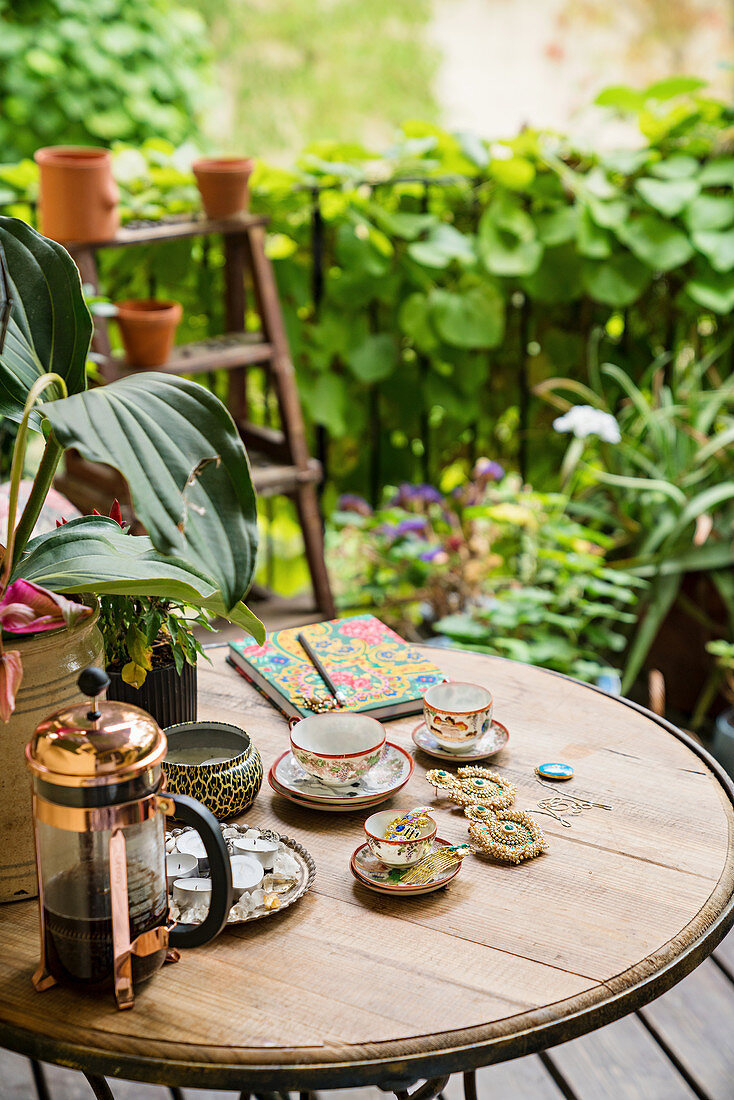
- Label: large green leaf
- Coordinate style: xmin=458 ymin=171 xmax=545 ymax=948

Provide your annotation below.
xmin=616 ymin=214 xmax=694 ymax=272
xmin=407 ymin=224 xmax=475 ymax=269
xmin=684 ymin=267 xmax=734 ymax=314
xmin=684 ymin=194 xmax=734 ymax=232
xmin=429 ymin=285 xmax=504 ymax=349
xmin=691 ymin=229 xmax=734 ymax=273
xmin=635 ymin=177 xmax=699 ymax=217
xmin=478 ymin=222 xmax=543 ymax=277
xmin=346 ymin=334 xmax=397 ymax=383
xmin=38 ymin=373 xmax=258 ymax=612
xmin=0 ymin=216 xmax=91 ymax=425
xmin=582 ymin=253 xmax=651 ymax=306
xmin=13 ymin=517 xmax=265 ymax=643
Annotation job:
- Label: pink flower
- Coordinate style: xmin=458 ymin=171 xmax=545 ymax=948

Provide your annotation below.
xmin=0 ymin=650 xmax=22 ymax=722
xmin=0 ymin=580 xmax=93 ymax=634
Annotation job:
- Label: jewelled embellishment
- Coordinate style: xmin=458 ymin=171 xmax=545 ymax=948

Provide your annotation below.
xmin=536 ymin=762 xmax=574 ymax=781
xmin=426 ymin=765 xmax=517 ymax=810
xmin=467 ymin=807 xmax=548 ymax=864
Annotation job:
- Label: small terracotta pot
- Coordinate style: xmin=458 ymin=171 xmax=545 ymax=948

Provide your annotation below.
xmin=34 ymin=146 xmax=119 ymax=244
xmin=115 ymin=299 xmax=183 ymax=368
xmin=193 ymin=157 xmax=254 ymax=219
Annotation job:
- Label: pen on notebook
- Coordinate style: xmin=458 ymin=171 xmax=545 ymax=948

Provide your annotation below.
xmin=296 ymin=633 xmax=347 ymax=706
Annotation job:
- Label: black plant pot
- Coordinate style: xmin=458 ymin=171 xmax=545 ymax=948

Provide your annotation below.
xmin=106 ymin=659 xmax=197 ymax=729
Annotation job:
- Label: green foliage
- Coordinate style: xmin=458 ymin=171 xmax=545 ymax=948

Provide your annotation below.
xmin=98 ymin=591 xmax=211 ymax=687
xmin=1 ymin=80 xmax=732 ymax=507
xmin=327 ymin=471 xmax=642 ymax=684
xmin=0 ymin=0 xmax=211 ymax=159
xmin=539 ymin=344 xmax=734 ymax=707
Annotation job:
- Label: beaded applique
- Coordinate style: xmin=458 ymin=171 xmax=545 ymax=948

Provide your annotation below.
xmin=465 ymin=804 xmax=548 ymax=864
xmin=426 ymin=765 xmax=516 ymax=810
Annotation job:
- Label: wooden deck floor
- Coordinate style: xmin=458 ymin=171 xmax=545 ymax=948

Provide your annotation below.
xmin=4 ymin=923 xmax=734 ymax=1098
xmin=4 ymin=597 xmax=734 ymax=1098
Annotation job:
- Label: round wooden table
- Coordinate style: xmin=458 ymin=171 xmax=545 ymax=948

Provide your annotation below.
xmin=1 ymin=646 xmax=733 ymax=1095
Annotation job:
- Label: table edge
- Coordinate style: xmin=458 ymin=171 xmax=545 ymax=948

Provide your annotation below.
xmin=2 ymin=665 xmax=733 ymax=1090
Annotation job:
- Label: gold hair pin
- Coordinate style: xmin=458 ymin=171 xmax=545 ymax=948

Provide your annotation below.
xmin=400 ymin=843 xmax=473 ymax=884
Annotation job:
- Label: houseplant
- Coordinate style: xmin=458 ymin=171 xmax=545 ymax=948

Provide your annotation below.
xmin=0 ymin=215 xmax=264 ymax=900
xmin=99 ymin=585 xmax=211 ymax=727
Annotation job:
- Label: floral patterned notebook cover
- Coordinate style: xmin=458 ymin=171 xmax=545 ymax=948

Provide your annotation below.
xmin=228 ymin=614 xmax=444 ymax=720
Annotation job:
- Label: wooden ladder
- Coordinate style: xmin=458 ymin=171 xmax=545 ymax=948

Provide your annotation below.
xmin=57 ymin=214 xmax=336 ymax=619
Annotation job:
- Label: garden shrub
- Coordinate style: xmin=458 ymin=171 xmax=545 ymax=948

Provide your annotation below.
xmin=0 ymin=0 xmax=211 ymax=159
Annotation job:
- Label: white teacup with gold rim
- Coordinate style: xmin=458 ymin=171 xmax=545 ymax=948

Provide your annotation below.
xmin=288 ymin=712 xmax=386 ymax=786
xmin=423 ymin=681 xmax=493 ymax=752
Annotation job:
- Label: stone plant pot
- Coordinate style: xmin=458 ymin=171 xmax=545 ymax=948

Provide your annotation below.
xmin=106 ymin=658 xmax=197 ymax=731
xmin=0 ymin=603 xmax=104 ymax=904
xmin=193 ymin=157 xmax=254 ymax=219
xmin=34 ymin=146 xmax=120 ymax=244
xmin=115 ymin=299 xmax=183 ymax=368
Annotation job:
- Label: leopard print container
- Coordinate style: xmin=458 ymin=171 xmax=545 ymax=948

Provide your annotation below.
xmin=163 ymin=721 xmax=263 ymax=820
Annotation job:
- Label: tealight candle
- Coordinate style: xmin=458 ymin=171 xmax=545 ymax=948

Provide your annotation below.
xmin=176 ymin=831 xmax=208 ymax=872
xmin=233 ymin=836 xmax=279 ymax=871
xmin=172 ymin=877 xmax=211 ymax=907
xmin=166 ymin=852 xmax=197 ymax=890
xmin=230 ymin=854 xmax=264 ymax=899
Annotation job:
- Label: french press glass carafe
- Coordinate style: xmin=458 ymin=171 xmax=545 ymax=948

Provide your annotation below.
xmin=26 ymin=667 xmax=233 ymax=1009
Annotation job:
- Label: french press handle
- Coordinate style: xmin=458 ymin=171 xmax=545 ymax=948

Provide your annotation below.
xmin=166 ymin=794 xmax=234 ymax=948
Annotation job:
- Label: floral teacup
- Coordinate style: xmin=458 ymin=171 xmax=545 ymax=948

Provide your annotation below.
xmin=423 ymin=681 xmax=493 ymax=752
xmin=288 ymin=712 xmax=386 ymax=786
xmin=364 ymin=809 xmax=437 ymax=867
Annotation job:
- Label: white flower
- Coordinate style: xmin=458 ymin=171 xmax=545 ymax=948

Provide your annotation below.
xmin=553 ymin=405 xmax=621 ymax=444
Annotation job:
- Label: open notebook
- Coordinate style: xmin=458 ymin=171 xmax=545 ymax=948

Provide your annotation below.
xmin=228 ymin=614 xmax=444 ymax=720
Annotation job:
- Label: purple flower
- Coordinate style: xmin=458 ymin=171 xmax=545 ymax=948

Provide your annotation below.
xmin=391 ymin=482 xmax=443 ymax=508
xmin=337 ymin=493 xmax=373 ymax=517
xmin=395 ymin=517 xmax=428 ymax=536
xmin=419 ymin=546 xmax=446 ymax=563
xmin=473 ymin=458 xmax=504 ymax=482
xmin=415 ymin=483 xmax=443 ymax=504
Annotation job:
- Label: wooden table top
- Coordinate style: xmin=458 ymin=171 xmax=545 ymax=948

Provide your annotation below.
xmin=1 ymin=646 xmax=733 ymax=1091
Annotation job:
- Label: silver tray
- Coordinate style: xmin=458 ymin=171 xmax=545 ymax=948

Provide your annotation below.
xmin=167 ymin=821 xmax=316 ymax=925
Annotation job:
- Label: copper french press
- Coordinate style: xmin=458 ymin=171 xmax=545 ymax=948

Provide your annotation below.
xmin=26 ymin=667 xmax=233 ymax=1009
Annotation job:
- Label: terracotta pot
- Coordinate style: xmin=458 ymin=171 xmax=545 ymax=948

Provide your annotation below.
xmin=193 ymin=157 xmax=254 ymax=219
xmin=0 ymin=603 xmax=104 ymax=903
xmin=34 ymin=146 xmax=119 ymax=244
xmin=115 ymin=299 xmax=183 ymax=368
xmin=106 ymin=658 xmax=197 ymax=730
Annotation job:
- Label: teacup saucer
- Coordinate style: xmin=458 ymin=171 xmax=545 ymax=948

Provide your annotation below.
xmin=269 ymin=741 xmax=413 ymax=807
xmin=350 ymin=837 xmax=463 ymax=895
xmin=411 ymin=719 xmax=509 ymax=761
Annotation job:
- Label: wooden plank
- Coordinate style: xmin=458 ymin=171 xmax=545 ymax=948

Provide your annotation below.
xmin=545 ymin=1013 xmax=699 ymax=1100
xmin=100 ymin=334 xmax=273 ymax=380
xmin=0 ymin=647 xmax=730 ymax=1086
xmin=448 ymin=1059 xmax=566 ymax=1100
xmin=64 ymin=214 xmax=267 ymax=251
xmin=639 ymin=958 xmax=734 ymax=1099
xmin=713 ymin=925 xmax=734 ymax=978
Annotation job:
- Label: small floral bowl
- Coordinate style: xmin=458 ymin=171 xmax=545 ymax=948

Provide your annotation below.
xmin=288 ymin=712 xmax=385 ymax=786
xmin=364 ymin=809 xmax=437 ymax=867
